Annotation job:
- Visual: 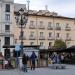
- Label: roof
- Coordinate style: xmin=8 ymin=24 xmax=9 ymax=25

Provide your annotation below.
xmin=0 ymin=0 xmax=14 ymax=3
xmin=14 ymin=10 xmax=74 ymax=20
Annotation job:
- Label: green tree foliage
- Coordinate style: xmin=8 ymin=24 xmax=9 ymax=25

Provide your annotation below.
xmin=54 ymin=39 xmax=67 ymax=49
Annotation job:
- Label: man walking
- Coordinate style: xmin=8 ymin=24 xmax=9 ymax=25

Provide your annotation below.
xmin=22 ymin=53 xmax=28 ymax=72
xmin=30 ymin=51 xmax=37 ymax=70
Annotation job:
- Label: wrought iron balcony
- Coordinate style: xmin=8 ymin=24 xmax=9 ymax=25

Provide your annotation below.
xmin=65 ymin=27 xmax=71 ymax=31
xmin=56 ymin=37 xmax=61 ymax=40
xmin=47 ymin=27 xmax=53 ymax=30
xmin=39 ymin=36 xmax=45 ymax=40
xmin=29 ymin=36 xmax=36 ymax=40
xmin=56 ymin=27 xmax=61 ymax=30
xmin=66 ymin=38 xmax=71 ymax=41
xmin=39 ymin=46 xmax=45 ymax=49
xmin=29 ymin=25 xmax=36 ymax=29
xmin=5 ymin=30 xmax=10 ymax=32
xmin=38 ymin=25 xmax=45 ymax=29
xmin=48 ymin=46 xmax=53 ymax=49
xmin=47 ymin=37 xmax=54 ymax=40
xmin=19 ymin=36 xmax=26 ymax=40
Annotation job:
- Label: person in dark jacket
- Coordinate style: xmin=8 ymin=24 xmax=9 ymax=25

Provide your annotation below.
xmin=30 ymin=51 xmax=37 ymax=70
xmin=22 ymin=53 xmax=28 ymax=72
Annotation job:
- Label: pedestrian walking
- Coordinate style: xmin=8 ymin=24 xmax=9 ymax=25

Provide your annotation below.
xmin=4 ymin=59 xmax=8 ymax=69
xmin=22 ymin=53 xmax=28 ymax=72
xmin=30 ymin=51 xmax=37 ymax=70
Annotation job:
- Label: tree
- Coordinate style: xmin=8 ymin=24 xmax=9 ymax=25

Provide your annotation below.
xmin=54 ymin=39 xmax=67 ymax=50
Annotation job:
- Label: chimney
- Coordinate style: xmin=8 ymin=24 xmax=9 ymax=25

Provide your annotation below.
xmin=45 ymin=5 xmax=48 ymax=10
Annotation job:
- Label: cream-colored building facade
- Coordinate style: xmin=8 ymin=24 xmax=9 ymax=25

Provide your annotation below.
xmin=14 ymin=10 xmax=75 ymax=49
xmin=0 ymin=0 xmax=75 ymax=54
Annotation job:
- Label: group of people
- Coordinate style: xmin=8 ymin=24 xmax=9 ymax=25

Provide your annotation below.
xmin=50 ymin=52 xmax=64 ymax=64
xmin=22 ymin=51 xmax=37 ymax=72
xmin=4 ymin=59 xmax=13 ymax=69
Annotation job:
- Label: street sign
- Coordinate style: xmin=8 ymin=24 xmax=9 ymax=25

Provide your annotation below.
xmin=15 ymin=44 xmax=21 ymax=51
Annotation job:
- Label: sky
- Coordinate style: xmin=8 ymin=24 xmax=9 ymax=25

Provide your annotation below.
xmin=14 ymin=0 xmax=75 ymax=17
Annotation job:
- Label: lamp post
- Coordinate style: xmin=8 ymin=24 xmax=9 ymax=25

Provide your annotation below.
xmin=0 ymin=40 xmax=1 ymax=52
xmin=15 ymin=2 xmax=29 ymax=56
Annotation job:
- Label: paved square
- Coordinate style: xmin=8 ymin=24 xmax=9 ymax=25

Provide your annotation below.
xmin=0 ymin=65 xmax=75 ymax=75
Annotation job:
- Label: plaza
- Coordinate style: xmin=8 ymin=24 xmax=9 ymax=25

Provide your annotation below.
xmin=0 ymin=0 xmax=75 ymax=75
xmin=0 ymin=65 xmax=75 ymax=75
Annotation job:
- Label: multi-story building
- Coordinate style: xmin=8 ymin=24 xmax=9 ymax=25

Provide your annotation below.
xmin=14 ymin=9 xmax=75 ymax=50
xmin=0 ymin=0 xmax=75 ymax=54
xmin=0 ymin=0 xmax=14 ymax=54
xmin=0 ymin=0 xmax=26 ymax=54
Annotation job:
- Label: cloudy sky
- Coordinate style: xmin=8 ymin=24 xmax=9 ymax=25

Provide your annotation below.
xmin=14 ymin=0 xmax=75 ymax=17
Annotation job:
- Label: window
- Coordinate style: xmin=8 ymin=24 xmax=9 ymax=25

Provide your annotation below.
xmin=30 ymin=42 xmax=34 ymax=45
xmin=5 ymin=25 xmax=10 ymax=31
xmin=56 ymin=33 xmax=60 ymax=38
xmin=48 ymin=22 xmax=52 ymax=27
xmin=66 ymin=33 xmax=70 ymax=38
xmin=49 ymin=42 xmax=52 ymax=46
xmin=30 ymin=21 xmax=34 ymax=26
xmin=40 ymin=42 xmax=44 ymax=46
xmin=5 ymin=14 xmax=10 ymax=21
xmin=56 ymin=23 xmax=60 ymax=27
xmin=40 ymin=21 xmax=43 ymax=26
xmin=4 ymin=48 xmax=10 ymax=59
xmin=49 ymin=32 xmax=52 ymax=37
xmin=40 ymin=32 xmax=43 ymax=37
xmin=5 ymin=4 xmax=10 ymax=12
xmin=5 ymin=37 xmax=10 ymax=45
xmin=30 ymin=32 xmax=34 ymax=37
xmin=66 ymin=23 xmax=69 ymax=28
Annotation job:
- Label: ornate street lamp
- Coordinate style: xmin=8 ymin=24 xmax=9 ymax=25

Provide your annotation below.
xmin=15 ymin=7 xmax=29 ymax=56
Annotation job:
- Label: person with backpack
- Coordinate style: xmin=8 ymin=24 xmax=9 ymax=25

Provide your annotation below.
xmin=30 ymin=51 xmax=37 ymax=70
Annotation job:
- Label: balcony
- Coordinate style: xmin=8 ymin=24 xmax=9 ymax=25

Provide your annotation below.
xmin=56 ymin=27 xmax=61 ymax=30
xmin=19 ymin=36 xmax=26 ymax=40
xmin=65 ymin=27 xmax=71 ymax=31
xmin=48 ymin=46 xmax=53 ymax=49
xmin=38 ymin=25 xmax=45 ymax=29
xmin=47 ymin=27 xmax=53 ymax=30
xmin=56 ymin=37 xmax=61 ymax=40
xmin=5 ymin=30 xmax=10 ymax=32
xmin=47 ymin=37 xmax=54 ymax=40
xmin=39 ymin=46 xmax=45 ymax=49
xmin=29 ymin=36 xmax=36 ymax=40
xmin=39 ymin=36 xmax=45 ymax=40
xmin=66 ymin=38 xmax=71 ymax=41
xmin=29 ymin=25 xmax=36 ymax=29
